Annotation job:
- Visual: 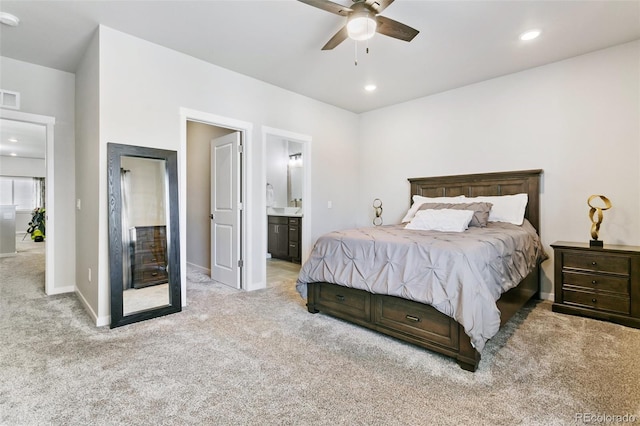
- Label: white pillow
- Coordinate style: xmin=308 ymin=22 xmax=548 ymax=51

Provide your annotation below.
xmin=468 ymin=193 xmax=528 ymax=225
xmin=405 ymin=208 xmax=474 ymax=232
xmin=401 ymin=195 xmax=466 ymax=223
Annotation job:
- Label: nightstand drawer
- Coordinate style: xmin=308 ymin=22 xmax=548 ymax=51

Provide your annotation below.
xmin=135 ymin=226 xmax=166 ymax=240
xmin=563 ymin=289 xmax=630 ymax=315
xmin=562 ymin=271 xmax=629 ymax=295
xmin=563 ymin=252 xmax=629 ymax=275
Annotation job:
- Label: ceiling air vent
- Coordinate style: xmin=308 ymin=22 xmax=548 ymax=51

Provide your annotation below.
xmin=0 ymin=89 xmax=20 ymax=110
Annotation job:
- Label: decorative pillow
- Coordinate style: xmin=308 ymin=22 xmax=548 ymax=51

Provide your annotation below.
xmin=401 ymin=195 xmax=466 ymax=223
xmin=466 ymin=193 xmax=528 ymax=225
xmin=405 ymin=208 xmax=474 ymax=232
xmin=418 ymin=202 xmax=493 ymax=227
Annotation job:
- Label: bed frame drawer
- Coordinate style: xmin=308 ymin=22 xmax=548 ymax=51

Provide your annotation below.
xmin=314 ymin=283 xmax=371 ymax=323
xmin=374 ymin=295 xmax=459 ymax=349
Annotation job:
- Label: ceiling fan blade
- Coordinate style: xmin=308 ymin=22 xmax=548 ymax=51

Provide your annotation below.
xmin=321 ymin=25 xmax=349 ymax=50
xmin=297 ymin=0 xmax=353 ymax=16
xmin=366 ymin=0 xmax=394 ymax=14
xmin=376 ymin=15 xmax=419 ymax=42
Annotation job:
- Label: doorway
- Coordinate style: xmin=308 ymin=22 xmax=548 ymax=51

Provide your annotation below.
xmin=181 ymin=109 xmax=251 ymax=303
xmin=262 ymin=126 xmax=311 ymax=288
xmin=0 ymin=110 xmax=54 ymax=294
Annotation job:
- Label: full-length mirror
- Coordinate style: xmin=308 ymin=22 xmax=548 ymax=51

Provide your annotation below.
xmin=108 ymin=143 xmax=181 ymax=328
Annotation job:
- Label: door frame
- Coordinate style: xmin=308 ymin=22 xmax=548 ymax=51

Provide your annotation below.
xmin=180 ymin=108 xmax=251 ymax=303
xmin=0 ymin=109 xmax=55 ymax=295
xmin=262 ymin=126 xmax=312 ymax=287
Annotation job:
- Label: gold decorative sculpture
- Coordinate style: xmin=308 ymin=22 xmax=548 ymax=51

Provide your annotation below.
xmin=587 ymin=195 xmax=612 ymax=247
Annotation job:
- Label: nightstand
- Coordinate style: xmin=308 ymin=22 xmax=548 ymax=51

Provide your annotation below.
xmin=551 ymin=241 xmax=640 ymax=328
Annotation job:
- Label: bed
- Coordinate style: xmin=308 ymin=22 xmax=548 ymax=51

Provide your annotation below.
xmin=296 ymin=169 xmax=544 ymax=372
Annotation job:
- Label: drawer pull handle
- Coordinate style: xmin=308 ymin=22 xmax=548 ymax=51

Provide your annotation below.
xmin=336 ymin=295 xmax=345 ymax=301
xmin=591 ymin=261 xmax=597 ymax=266
xmin=152 ymin=272 xmax=158 ymax=277
xmin=592 ymin=280 xmax=597 ymax=284
xmin=592 ymin=298 xmax=597 ymax=303
xmin=405 ymin=315 xmax=420 ymax=323
xmin=152 ymin=258 xmax=157 ymax=262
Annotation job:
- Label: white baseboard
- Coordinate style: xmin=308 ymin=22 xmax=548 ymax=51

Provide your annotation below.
xmin=187 ymin=261 xmax=210 ymax=275
xmin=75 ymin=287 xmax=110 ymax=327
xmin=46 ymin=285 xmax=75 ymax=295
xmin=96 ymin=315 xmax=110 ymax=327
xmin=539 ymin=291 xmax=554 ymax=301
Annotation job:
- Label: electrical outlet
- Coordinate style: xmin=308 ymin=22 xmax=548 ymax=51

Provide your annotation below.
xmin=327 ymin=201 xmax=332 ymax=209
xmin=76 ymin=199 xmax=81 ymax=210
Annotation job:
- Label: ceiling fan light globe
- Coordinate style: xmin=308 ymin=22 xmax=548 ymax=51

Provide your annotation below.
xmin=347 ymin=14 xmax=377 ymax=41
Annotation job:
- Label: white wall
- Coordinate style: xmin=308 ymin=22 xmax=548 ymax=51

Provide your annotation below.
xmin=358 ymin=41 xmax=640 ymax=297
xmin=75 ymin=30 xmax=101 ymax=321
xmin=0 ymin=156 xmax=45 ymax=177
xmin=0 ymin=56 xmax=76 ymax=293
xmin=89 ymin=26 xmax=359 ymax=319
xmin=266 ymin=137 xmax=288 ymax=208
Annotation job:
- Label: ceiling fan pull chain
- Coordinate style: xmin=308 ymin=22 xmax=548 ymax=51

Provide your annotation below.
xmin=366 ymin=17 xmax=370 ymax=54
xmin=354 ymin=40 xmax=358 ymax=66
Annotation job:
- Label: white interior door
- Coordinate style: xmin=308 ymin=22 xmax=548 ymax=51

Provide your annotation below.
xmin=210 ymin=132 xmax=241 ymax=289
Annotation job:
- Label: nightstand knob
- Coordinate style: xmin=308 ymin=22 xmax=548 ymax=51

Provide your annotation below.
xmin=592 ymin=280 xmax=597 ymax=284
xmin=592 ymin=298 xmax=597 ymax=303
xmin=591 ymin=261 xmax=597 ymax=266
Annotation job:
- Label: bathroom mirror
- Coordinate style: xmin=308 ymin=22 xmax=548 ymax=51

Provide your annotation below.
xmin=287 ymin=151 xmax=303 ymax=207
xmin=107 ymin=143 xmax=181 ymax=328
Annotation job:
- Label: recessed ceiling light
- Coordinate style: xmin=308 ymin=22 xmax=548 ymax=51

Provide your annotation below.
xmin=8 ymin=138 xmax=18 ymax=143
xmin=520 ymin=29 xmax=541 ymax=41
xmin=10 ymin=153 xmax=17 ymax=157
xmin=0 ymin=12 xmax=20 ymax=27
xmin=364 ymin=84 xmax=377 ymax=92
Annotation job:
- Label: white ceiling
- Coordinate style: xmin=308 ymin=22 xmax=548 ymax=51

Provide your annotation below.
xmin=0 ymin=119 xmax=46 ymax=159
xmin=0 ymin=0 xmax=639 ymax=113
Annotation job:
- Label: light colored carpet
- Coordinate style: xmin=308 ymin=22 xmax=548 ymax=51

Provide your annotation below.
xmin=1 ymin=240 xmax=639 ymax=425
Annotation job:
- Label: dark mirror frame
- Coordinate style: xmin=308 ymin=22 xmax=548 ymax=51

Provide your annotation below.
xmin=107 ymin=143 xmax=181 ymax=328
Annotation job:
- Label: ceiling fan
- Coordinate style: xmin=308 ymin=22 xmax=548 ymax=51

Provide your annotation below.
xmin=298 ymin=0 xmax=419 ymax=50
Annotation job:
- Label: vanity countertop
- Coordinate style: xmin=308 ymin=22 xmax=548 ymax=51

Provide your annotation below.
xmin=267 ymin=207 xmax=302 ymax=217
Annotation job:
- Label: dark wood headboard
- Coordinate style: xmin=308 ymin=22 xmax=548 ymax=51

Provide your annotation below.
xmin=408 ymin=169 xmax=543 ymax=233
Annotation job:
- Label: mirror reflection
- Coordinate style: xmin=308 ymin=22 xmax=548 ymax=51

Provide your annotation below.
xmin=108 ymin=143 xmax=181 ymax=328
xmin=265 ymin=139 xmax=303 ymax=214
xmin=288 ymin=151 xmax=303 ymax=207
xmin=120 ymin=156 xmax=170 ymax=315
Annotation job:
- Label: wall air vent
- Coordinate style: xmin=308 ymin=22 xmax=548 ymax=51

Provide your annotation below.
xmin=0 ymin=89 xmax=20 ymax=110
